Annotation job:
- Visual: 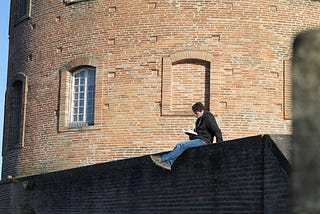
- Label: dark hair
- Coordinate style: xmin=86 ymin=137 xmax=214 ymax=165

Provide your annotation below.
xmin=192 ymin=102 xmax=205 ymax=113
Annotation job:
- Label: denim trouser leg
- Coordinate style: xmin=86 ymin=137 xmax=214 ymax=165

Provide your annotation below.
xmin=161 ymin=139 xmax=206 ymax=167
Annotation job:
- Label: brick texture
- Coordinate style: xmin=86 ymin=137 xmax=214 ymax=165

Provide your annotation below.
xmin=0 ymin=135 xmax=290 ymax=213
xmin=2 ymin=0 xmax=316 ymax=178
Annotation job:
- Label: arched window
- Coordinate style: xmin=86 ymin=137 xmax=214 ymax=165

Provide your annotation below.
xmin=69 ymin=66 xmax=96 ymax=127
xmin=4 ymin=72 xmax=28 ymax=150
xmin=161 ymin=51 xmax=213 ymax=116
xmin=11 ymin=80 xmax=23 ymax=146
xmin=16 ymin=0 xmax=31 ymax=24
xmin=59 ymin=56 xmax=101 ymax=132
xmin=19 ymin=0 xmax=30 ymax=18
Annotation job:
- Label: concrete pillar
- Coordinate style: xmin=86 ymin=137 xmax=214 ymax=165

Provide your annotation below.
xmin=293 ymin=30 xmax=320 ymax=213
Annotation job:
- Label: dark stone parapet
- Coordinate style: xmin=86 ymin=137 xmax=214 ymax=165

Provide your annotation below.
xmin=0 ymin=135 xmax=290 ymax=213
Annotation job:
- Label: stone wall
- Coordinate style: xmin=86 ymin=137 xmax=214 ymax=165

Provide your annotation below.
xmin=0 ymin=135 xmax=290 ymax=213
xmin=292 ymin=30 xmax=320 ymax=213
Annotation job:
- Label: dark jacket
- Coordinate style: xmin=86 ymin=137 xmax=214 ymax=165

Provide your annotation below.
xmin=190 ymin=111 xmax=223 ymax=143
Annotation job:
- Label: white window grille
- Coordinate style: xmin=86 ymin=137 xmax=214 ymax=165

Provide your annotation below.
xmin=69 ymin=67 xmax=96 ymax=127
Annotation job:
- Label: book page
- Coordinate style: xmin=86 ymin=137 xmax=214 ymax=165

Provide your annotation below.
xmin=182 ymin=128 xmax=198 ymax=135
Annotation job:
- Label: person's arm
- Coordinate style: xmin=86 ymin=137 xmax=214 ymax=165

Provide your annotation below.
xmin=208 ymin=114 xmax=223 ymax=143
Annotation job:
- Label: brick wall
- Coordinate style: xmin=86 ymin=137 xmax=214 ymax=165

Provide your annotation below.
xmin=3 ymin=0 xmax=315 ymax=178
xmin=0 ymin=135 xmax=290 ymax=213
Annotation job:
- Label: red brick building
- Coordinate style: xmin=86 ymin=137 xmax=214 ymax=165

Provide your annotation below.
xmin=2 ymin=0 xmax=318 ymax=180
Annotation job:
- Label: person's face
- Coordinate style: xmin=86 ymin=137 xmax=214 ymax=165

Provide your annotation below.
xmin=194 ymin=110 xmax=204 ymax=118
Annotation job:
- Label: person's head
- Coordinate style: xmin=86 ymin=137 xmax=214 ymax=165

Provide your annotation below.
xmin=192 ymin=102 xmax=205 ymax=118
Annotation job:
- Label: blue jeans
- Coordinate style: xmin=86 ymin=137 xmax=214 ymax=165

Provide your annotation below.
xmin=161 ymin=139 xmax=207 ymax=167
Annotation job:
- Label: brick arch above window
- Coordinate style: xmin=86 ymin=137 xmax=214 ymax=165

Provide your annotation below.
xmin=58 ymin=56 xmax=102 ymax=132
xmin=61 ymin=56 xmax=101 ymax=72
xmin=169 ymin=50 xmax=214 ymax=64
xmin=8 ymin=72 xmax=28 ymax=86
xmin=162 ymin=51 xmax=213 ymax=116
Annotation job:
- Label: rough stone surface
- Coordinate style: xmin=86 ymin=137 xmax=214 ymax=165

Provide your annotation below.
xmin=269 ymin=134 xmax=292 ymax=164
xmin=293 ymin=30 xmax=320 ymax=213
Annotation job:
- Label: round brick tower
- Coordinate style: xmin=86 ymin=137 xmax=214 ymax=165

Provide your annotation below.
xmin=2 ymin=0 xmax=319 ymax=180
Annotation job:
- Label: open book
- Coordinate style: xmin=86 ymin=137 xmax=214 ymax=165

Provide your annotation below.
xmin=182 ymin=128 xmax=198 ymax=136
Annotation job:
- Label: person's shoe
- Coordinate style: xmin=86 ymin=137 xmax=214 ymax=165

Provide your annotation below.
xmin=150 ymin=155 xmax=171 ymax=170
xmin=150 ymin=154 xmax=162 ymax=163
xmin=157 ymin=161 xmax=171 ymax=170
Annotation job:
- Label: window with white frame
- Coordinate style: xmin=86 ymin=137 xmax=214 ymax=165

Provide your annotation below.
xmin=69 ymin=66 xmax=96 ymax=127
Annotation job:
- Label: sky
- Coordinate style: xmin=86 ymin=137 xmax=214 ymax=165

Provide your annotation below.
xmin=0 ymin=0 xmax=10 ymax=180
